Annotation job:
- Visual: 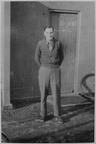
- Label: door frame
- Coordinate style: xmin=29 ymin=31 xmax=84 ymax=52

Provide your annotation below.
xmin=49 ymin=9 xmax=81 ymax=95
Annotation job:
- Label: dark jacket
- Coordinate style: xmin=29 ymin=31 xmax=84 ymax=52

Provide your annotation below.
xmin=35 ymin=38 xmax=64 ymax=68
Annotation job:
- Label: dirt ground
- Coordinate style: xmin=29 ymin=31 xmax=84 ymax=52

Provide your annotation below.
xmin=1 ymin=101 xmax=94 ymax=143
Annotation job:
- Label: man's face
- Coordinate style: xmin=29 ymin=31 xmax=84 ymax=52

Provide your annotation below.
xmin=44 ymin=28 xmax=54 ymax=41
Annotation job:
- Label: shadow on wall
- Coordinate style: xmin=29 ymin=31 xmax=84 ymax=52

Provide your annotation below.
xmin=10 ymin=2 xmax=50 ymax=103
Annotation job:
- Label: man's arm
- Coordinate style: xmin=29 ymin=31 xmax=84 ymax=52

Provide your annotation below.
xmin=35 ymin=41 xmax=41 ymax=67
xmin=59 ymin=42 xmax=64 ymax=66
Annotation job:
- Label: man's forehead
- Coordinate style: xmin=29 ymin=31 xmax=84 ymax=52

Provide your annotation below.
xmin=45 ymin=28 xmax=54 ymax=32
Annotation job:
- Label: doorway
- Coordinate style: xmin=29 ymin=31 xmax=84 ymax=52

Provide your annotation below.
xmin=50 ymin=10 xmax=78 ymax=94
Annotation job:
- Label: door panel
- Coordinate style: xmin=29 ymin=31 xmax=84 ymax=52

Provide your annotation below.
xmin=50 ymin=12 xmax=77 ymax=93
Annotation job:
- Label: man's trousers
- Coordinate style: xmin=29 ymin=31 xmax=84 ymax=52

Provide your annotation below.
xmin=38 ymin=66 xmax=61 ymax=117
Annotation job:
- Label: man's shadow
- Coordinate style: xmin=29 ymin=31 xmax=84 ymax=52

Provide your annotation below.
xmin=46 ymin=102 xmax=94 ymax=123
xmin=61 ymin=103 xmax=94 ymax=123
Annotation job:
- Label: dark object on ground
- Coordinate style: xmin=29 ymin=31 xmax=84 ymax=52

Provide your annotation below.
xmin=1 ymin=132 xmax=10 ymax=143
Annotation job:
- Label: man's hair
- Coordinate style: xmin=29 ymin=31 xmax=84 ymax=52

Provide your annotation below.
xmin=44 ymin=26 xmax=54 ymax=31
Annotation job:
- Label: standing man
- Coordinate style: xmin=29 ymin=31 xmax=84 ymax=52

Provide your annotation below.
xmin=35 ymin=26 xmax=64 ymax=122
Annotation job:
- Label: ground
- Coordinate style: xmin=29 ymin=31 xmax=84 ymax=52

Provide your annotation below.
xmin=1 ymin=100 xmax=94 ymax=143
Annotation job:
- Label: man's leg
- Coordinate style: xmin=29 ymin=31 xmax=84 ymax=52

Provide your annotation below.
xmin=38 ymin=67 xmax=50 ymax=117
xmin=50 ymin=68 xmax=61 ymax=117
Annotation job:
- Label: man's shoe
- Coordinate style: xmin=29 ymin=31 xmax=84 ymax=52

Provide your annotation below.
xmin=53 ymin=116 xmax=63 ymax=123
xmin=40 ymin=116 xmax=47 ymax=122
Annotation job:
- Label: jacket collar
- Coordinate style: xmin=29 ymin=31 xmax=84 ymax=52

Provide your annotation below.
xmin=45 ymin=37 xmax=55 ymax=45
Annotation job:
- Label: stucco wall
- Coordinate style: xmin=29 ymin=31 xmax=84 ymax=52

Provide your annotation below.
xmin=41 ymin=1 xmax=95 ymax=92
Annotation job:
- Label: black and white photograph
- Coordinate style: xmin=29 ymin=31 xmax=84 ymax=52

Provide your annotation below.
xmin=1 ymin=0 xmax=95 ymax=143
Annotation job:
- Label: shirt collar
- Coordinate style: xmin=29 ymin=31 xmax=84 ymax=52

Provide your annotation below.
xmin=45 ymin=38 xmax=55 ymax=45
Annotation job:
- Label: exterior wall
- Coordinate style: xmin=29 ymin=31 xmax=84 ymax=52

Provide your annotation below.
xmin=41 ymin=1 xmax=95 ymax=92
xmin=1 ymin=1 xmax=95 ymax=106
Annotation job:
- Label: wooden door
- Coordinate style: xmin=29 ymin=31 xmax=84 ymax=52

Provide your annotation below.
xmin=50 ymin=12 xmax=77 ymax=94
